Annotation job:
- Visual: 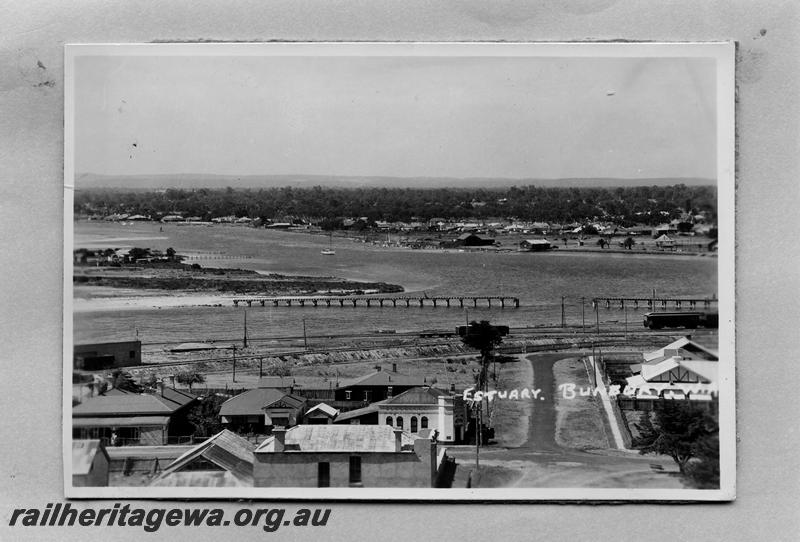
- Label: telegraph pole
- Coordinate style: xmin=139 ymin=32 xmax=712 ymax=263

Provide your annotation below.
xmin=243 ymin=310 xmax=248 ymax=348
xmin=595 ymin=301 xmax=600 ymax=335
xmin=624 ymin=305 xmax=628 ymax=340
xmin=231 ymin=345 xmax=237 ymax=383
xmin=581 ymin=297 xmax=586 ymax=334
xmin=475 ymin=403 xmax=481 ymax=473
xmin=302 ymin=318 xmax=309 ymax=350
xmin=561 ymin=296 xmax=566 ymax=328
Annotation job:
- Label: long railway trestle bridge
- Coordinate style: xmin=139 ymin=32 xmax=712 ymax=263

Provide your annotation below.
xmin=232 ymin=295 xmax=520 ymax=309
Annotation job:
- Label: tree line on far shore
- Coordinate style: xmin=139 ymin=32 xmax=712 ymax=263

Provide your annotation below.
xmin=74 ymin=184 xmax=716 ymax=226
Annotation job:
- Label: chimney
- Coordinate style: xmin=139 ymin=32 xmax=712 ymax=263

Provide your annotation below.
xmin=273 ymin=427 xmax=287 ymax=453
xmin=413 ymin=436 xmax=438 ymax=487
xmin=376 ymin=365 xmax=382 ymax=372
xmin=158 ymin=379 xmax=165 ymax=397
xmin=393 ymin=428 xmax=404 ymax=452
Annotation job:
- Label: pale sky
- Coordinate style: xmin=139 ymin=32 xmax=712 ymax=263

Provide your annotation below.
xmin=73 ymin=49 xmax=717 ymax=180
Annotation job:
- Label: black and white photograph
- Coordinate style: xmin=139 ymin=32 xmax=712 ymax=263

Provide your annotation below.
xmin=64 ymin=42 xmax=735 ymax=500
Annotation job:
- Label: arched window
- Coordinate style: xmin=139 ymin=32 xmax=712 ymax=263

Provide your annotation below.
xmin=386 ymin=416 xmax=393 ymax=426
xmin=396 ymin=416 xmax=403 ymax=429
xmin=421 ymin=416 xmax=428 ymax=429
xmin=410 ymin=416 xmax=418 ymax=433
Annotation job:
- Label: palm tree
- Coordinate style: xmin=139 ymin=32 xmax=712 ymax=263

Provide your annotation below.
xmin=460 ymin=321 xmax=505 ymax=387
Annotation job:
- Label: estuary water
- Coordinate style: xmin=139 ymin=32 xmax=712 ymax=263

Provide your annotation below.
xmin=73 ymin=222 xmax=718 ymax=345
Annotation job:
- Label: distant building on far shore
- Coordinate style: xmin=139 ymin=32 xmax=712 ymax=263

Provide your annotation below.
xmin=452 ymin=233 xmax=495 ymax=247
xmin=519 ymin=239 xmax=553 ymax=252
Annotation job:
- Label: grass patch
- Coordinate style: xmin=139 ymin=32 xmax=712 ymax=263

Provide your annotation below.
xmin=552 ymin=358 xmax=610 ymax=450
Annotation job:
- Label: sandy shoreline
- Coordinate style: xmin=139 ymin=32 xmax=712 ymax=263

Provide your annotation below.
xmin=72 ymin=288 xmax=239 ymax=312
xmin=72 ymin=286 xmax=408 ymax=313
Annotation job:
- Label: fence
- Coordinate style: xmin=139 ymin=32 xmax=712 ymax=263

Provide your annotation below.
xmin=589 ymin=355 xmax=634 ymax=449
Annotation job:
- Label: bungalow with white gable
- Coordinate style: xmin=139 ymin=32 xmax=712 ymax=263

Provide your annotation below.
xmin=621 ymin=337 xmax=719 ymax=411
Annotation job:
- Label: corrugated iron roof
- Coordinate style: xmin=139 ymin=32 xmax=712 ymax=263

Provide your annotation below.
xmin=305 ymin=403 xmax=339 ymax=418
xmin=73 ymin=388 xmax=196 ymax=417
xmin=332 ymin=400 xmax=385 ymax=422
xmin=219 ymin=389 xmax=305 ymax=416
xmin=150 ymin=471 xmax=250 ymax=487
xmin=643 ymin=337 xmax=719 ymax=363
xmin=255 ymin=425 xmax=415 ymax=453
xmin=151 ymin=430 xmax=255 ymax=487
xmin=338 ymin=370 xmax=425 ymax=389
xmin=383 ymin=387 xmax=447 ymax=405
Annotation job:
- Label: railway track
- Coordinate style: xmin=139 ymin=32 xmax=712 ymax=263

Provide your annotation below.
xmin=97 ymin=328 xmax=714 ymax=374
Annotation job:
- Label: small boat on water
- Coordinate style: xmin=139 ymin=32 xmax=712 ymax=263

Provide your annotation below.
xmin=321 ymin=232 xmax=336 ymax=255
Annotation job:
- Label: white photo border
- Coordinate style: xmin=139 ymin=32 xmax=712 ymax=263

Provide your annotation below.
xmin=64 ymin=41 xmax=735 ymax=501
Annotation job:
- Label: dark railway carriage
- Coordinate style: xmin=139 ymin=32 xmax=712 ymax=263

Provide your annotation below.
xmin=643 ymin=311 xmax=719 ymax=330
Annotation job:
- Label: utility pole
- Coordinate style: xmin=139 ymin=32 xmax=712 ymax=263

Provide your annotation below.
xmin=243 ymin=310 xmax=248 ymax=348
xmin=595 ymin=301 xmax=600 ymax=335
xmin=561 ymin=296 xmax=566 ymax=328
xmin=475 ymin=403 xmax=480 ymax=474
xmin=259 ymin=357 xmax=263 ymax=379
xmin=581 ymin=297 xmax=586 ymax=334
xmin=302 ymin=318 xmax=308 ymax=350
xmin=231 ymin=345 xmax=237 ymax=383
xmin=624 ymin=305 xmax=628 ymax=340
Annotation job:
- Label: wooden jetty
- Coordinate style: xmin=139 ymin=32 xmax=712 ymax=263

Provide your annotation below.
xmin=232 ymin=295 xmax=520 ymax=309
xmin=591 ymin=297 xmax=718 ymax=310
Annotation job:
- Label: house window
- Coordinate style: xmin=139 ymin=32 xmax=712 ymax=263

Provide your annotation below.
xmin=318 ymin=462 xmax=330 ymax=487
xmin=363 ymin=390 xmax=371 ymax=402
xmin=386 ymin=416 xmax=393 ymax=426
xmin=387 ymin=386 xmax=393 ymax=397
xmin=421 ymin=416 xmax=428 ymax=429
xmin=410 ymin=416 xmax=418 ymax=433
xmin=396 ymin=416 xmax=403 ymax=429
xmin=345 ymin=390 xmax=351 ymax=400
xmin=129 ymin=350 xmax=136 ymax=359
xmin=349 ymin=456 xmax=362 ymax=486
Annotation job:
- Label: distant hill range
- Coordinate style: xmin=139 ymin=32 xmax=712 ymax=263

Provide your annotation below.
xmin=76 ymin=173 xmax=715 ymax=190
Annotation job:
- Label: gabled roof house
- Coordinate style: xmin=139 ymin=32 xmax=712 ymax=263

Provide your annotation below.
xmin=150 ymin=430 xmax=256 ymax=487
